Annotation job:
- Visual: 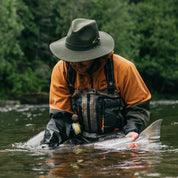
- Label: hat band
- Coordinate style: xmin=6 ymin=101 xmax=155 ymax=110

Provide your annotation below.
xmin=65 ymin=38 xmax=100 ymax=51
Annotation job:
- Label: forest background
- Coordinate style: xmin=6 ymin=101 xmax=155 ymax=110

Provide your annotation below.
xmin=0 ymin=0 xmax=178 ymax=103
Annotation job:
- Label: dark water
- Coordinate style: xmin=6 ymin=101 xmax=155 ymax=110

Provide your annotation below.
xmin=0 ymin=101 xmax=178 ymax=178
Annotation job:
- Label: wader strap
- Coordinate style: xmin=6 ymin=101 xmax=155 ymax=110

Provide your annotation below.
xmin=67 ymin=56 xmax=115 ymax=95
xmin=104 ymin=55 xmax=115 ymax=94
xmin=67 ymin=63 xmax=76 ymax=94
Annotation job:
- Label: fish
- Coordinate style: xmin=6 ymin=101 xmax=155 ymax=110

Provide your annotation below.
xmin=90 ymin=119 xmax=163 ymax=151
xmin=23 ymin=119 xmax=162 ymax=151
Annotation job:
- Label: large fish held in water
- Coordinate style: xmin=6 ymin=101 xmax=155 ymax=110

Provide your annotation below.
xmin=24 ymin=119 xmax=162 ymax=151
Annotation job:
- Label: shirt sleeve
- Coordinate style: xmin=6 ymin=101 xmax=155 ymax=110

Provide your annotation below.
xmin=49 ymin=61 xmax=73 ymax=113
xmin=117 ymin=60 xmax=151 ymax=107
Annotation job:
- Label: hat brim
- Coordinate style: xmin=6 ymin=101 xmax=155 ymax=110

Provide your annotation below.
xmin=49 ymin=31 xmax=114 ymax=62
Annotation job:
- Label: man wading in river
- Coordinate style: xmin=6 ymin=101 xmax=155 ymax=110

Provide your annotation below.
xmin=43 ymin=18 xmax=151 ymax=149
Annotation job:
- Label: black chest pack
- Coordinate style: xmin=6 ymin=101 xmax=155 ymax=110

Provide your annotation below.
xmin=67 ymin=55 xmax=125 ymax=136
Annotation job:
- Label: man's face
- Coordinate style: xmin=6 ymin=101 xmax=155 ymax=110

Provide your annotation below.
xmin=72 ymin=59 xmax=95 ymax=73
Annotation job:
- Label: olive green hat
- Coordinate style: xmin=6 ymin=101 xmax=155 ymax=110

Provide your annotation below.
xmin=49 ymin=18 xmax=114 ymax=62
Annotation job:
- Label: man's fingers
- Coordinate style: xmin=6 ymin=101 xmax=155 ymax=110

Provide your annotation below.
xmin=125 ymin=132 xmax=139 ymax=141
xmin=127 ymin=142 xmax=139 ymax=149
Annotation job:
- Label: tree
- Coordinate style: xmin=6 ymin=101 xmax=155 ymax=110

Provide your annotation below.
xmin=130 ymin=0 xmax=178 ymax=93
xmin=0 ymin=0 xmax=24 ymax=98
xmin=0 ymin=0 xmax=177 ymax=100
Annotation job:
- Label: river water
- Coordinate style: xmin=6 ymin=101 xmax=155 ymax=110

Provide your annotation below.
xmin=0 ymin=101 xmax=178 ymax=178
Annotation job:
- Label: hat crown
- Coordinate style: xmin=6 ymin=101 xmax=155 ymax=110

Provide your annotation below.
xmin=66 ymin=18 xmax=100 ymax=51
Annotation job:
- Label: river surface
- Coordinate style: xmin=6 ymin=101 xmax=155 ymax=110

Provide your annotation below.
xmin=0 ymin=101 xmax=178 ymax=178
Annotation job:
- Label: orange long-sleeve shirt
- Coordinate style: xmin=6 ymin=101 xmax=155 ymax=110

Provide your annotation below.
xmin=49 ymin=53 xmax=151 ymax=113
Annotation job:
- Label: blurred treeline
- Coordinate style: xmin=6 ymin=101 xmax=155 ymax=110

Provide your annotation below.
xmin=0 ymin=0 xmax=178 ymax=100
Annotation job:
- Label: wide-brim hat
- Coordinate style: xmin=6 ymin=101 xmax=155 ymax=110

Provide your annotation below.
xmin=49 ymin=18 xmax=114 ymax=62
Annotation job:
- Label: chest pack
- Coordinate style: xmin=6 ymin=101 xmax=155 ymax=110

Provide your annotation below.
xmin=67 ymin=56 xmax=125 ymax=136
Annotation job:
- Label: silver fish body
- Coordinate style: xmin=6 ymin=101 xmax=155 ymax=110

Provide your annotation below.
xmin=24 ymin=119 xmax=162 ymax=151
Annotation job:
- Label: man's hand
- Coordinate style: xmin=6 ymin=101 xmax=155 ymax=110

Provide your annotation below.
xmin=126 ymin=132 xmax=139 ymax=141
xmin=126 ymin=132 xmax=139 ymax=149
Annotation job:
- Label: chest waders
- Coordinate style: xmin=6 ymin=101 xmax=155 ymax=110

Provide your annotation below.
xmin=67 ymin=56 xmax=125 ymax=138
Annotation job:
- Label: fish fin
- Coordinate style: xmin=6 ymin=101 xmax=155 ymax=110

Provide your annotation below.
xmin=26 ymin=130 xmax=45 ymax=147
xmin=140 ymin=119 xmax=163 ymax=141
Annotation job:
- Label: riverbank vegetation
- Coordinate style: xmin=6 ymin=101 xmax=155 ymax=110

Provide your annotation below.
xmin=1 ymin=0 xmax=177 ymax=102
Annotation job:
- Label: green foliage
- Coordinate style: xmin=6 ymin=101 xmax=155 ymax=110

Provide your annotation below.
xmin=0 ymin=0 xmax=24 ymax=98
xmin=8 ymin=66 xmax=49 ymax=96
xmin=130 ymin=0 xmax=178 ymax=92
xmin=0 ymin=0 xmax=177 ymax=100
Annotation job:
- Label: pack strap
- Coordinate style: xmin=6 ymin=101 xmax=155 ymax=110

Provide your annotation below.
xmin=67 ymin=62 xmax=76 ymax=94
xmin=104 ymin=55 xmax=115 ymax=94
xmin=67 ymin=55 xmax=115 ymax=94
